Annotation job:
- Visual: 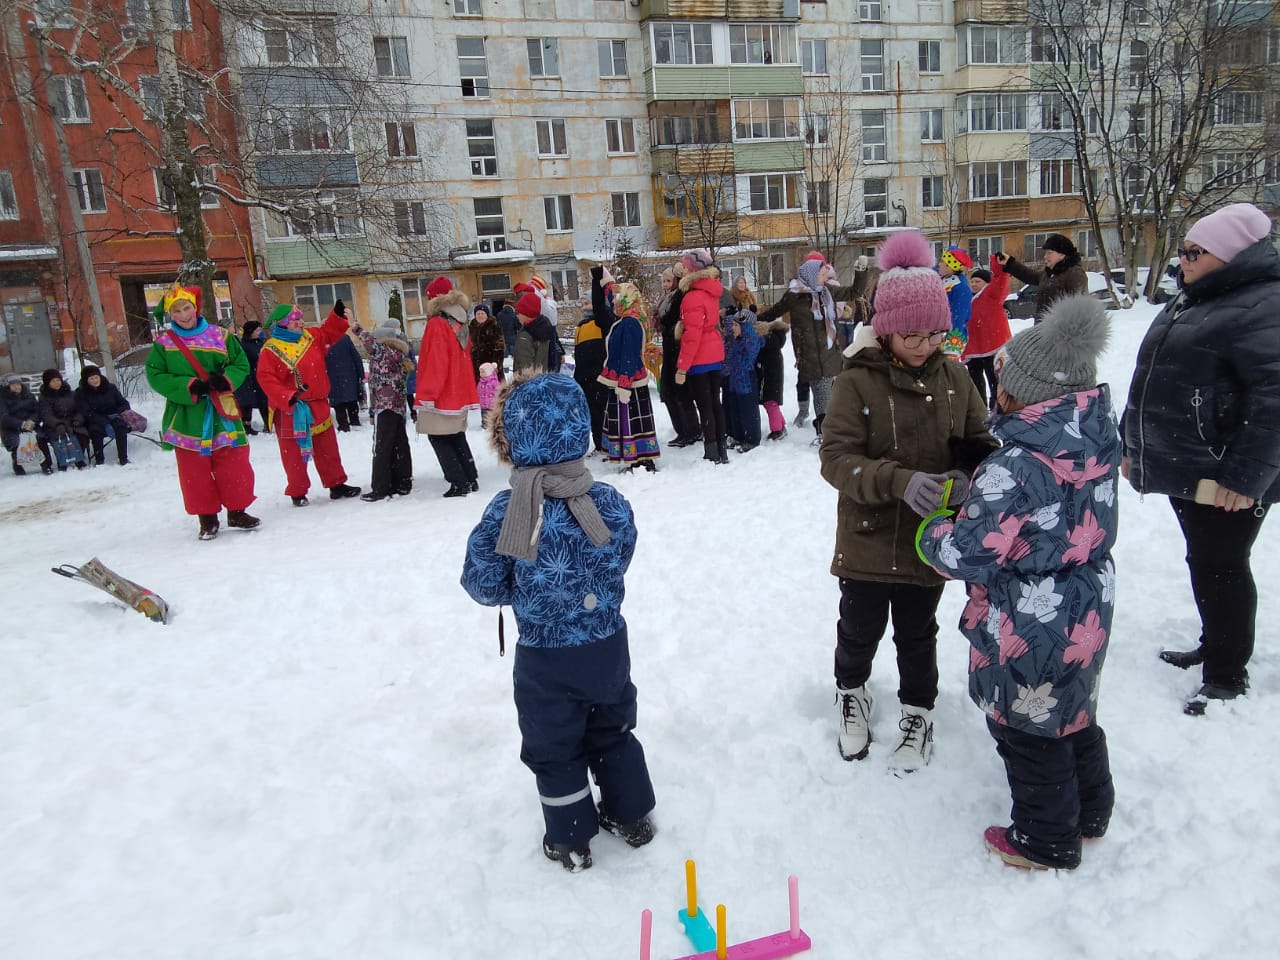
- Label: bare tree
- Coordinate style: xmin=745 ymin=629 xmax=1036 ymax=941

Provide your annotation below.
xmin=801 ymin=55 xmax=865 ymax=262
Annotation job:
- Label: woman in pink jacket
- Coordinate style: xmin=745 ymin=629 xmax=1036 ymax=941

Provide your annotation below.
xmin=675 ymin=248 xmax=728 ymax=463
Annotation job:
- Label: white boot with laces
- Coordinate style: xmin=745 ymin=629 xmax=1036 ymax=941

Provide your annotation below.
xmin=887 ymin=705 xmax=933 ymax=775
xmin=836 ymin=685 xmax=873 ymax=761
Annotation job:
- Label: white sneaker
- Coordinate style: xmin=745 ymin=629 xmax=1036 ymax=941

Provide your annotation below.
xmin=836 ymin=685 xmax=873 ymax=761
xmin=887 ymin=705 xmax=933 ymax=775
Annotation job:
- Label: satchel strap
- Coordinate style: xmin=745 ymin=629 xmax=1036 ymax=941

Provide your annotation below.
xmin=164 ymin=330 xmax=212 ymax=381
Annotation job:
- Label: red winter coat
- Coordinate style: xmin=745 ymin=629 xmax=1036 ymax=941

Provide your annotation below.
xmin=676 ymin=266 xmax=725 ymax=372
xmin=258 ymin=309 xmax=350 ymax=428
xmin=962 ymin=255 xmax=1013 ymax=361
xmin=415 ymin=291 xmax=480 ymax=415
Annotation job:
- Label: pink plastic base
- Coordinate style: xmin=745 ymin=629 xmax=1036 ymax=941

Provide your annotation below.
xmin=671 ymin=928 xmax=812 ymax=960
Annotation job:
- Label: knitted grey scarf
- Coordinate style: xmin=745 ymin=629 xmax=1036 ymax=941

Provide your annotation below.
xmin=495 ymin=458 xmax=611 ymax=561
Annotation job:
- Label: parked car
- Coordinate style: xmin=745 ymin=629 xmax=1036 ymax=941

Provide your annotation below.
xmin=1004 ymin=283 xmax=1038 ymax=319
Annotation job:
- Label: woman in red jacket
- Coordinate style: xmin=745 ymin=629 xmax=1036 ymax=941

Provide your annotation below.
xmin=415 ymin=277 xmax=481 ymax=497
xmin=675 ymin=248 xmax=728 ymax=463
xmin=961 ymin=255 xmax=1012 ymax=410
xmin=257 ymin=301 xmax=362 ymax=505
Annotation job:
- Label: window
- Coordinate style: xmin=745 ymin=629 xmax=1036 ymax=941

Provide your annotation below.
xmin=604 ymin=118 xmax=636 ymax=154
xmin=859 ymin=0 xmax=882 ymax=21
xmin=374 ymin=36 xmax=410 ymax=77
xmin=547 ymin=269 xmax=579 ymax=303
xmin=126 ymin=0 xmax=190 ymax=29
xmin=802 ymin=39 xmax=827 ymax=75
xmin=266 ymin=193 xmax=362 ymax=238
xmin=466 ymin=119 xmax=498 ymax=177
xmin=718 ymin=258 xmax=747 ymax=288
xmin=0 ymin=171 xmax=17 ymax=219
xmin=154 ymin=168 xmax=219 ymax=209
xmin=918 ymin=41 xmax=941 ymax=73
xmin=965 ymin=94 xmax=1027 ymax=132
xmin=269 ymin=110 xmax=351 ymax=153
xmin=652 ymin=23 xmax=713 ymax=65
xmin=733 ymin=98 xmax=801 ymax=141
xmin=730 ymin=24 xmax=797 ymax=65
xmin=293 ymin=283 xmax=353 ymax=326
xmin=479 ymin=273 xmax=511 ymax=298
xmin=921 ymin=108 xmax=944 ymax=141
xmin=968 ymin=161 xmax=1027 ymax=199
xmin=527 ymin=38 xmax=560 ymax=77
xmin=386 ymin=122 xmax=418 ymax=158
xmin=598 ymin=39 xmax=628 ymax=78
xmin=474 ymin=197 xmax=505 ymax=237
xmin=964 ymin=26 xmax=1024 ymax=66
xmin=805 ymin=113 xmax=830 ymax=146
xmin=1214 ymin=91 xmax=1263 ymax=126
xmin=922 ymin=175 xmax=945 ymax=209
xmin=1207 ymin=153 xmax=1252 ymax=186
xmin=1023 ymin=233 xmax=1051 ymax=263
xmin=860 ymin=40 xmax=884 ymax=91
xmin=262 ymin=18 xmax=336 ymax=65
xmin=747 ymin=173 xmax=801 ymax=212
xmin=652 ymin=102 xmax=722 ymax=146
xmin=662 ymin=175 xmax=730 ymax=218
xmin=754 ymin=253 xmax=787 ymax=287
xmin=1075 ymin=229 xmax=1097 ymax=259
xmin=1128 ymin=40 xmax=1147 ymax=88
xmin=968 ymin=236 xmax=1003 ymax=263
xmin=52 ymin=75 xmax=89 ymax=122
xmin=458 ymin=38 xmax=490 ymax=97
xmin=138 ymin=75 xmax=205 ymax=119
xmin=543 ymin=195 xmax=574 ymax=232
xmin=611 ymin=192 xmax=641 ymax=227
xmin=1039 ymin=159 xmax=1074 ymax=195
xmin=863 ymin=178 xmax=887 ymax=228
xmin=861 ymin=110 xmax=886 ymax=162
xmin=536 ymin=119 xmax=567 ymax=156
xmin=806 ymin=180 xmax=831 ymax=215
xmin=72 ymin=168 xmax=106 ymax=213
xmin=1030 ymin=27 xmax=1062 ymax=63
xmin=1039 ymin=92 xmax=1071 ymax=131
xmin=1268 ymin=28 xmax=1280 ymax=63
xmin=394 ymin=200 xmax=429 ymax=236
xmin=454 ymin=0 xmax=481 ymax=15
xmin=1087 ymin=106 xmax=1102 ymax=134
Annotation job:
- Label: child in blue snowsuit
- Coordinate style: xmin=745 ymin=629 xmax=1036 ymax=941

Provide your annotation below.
xmin=721 ymin=305 xmax=763 ymax=451
xmin=462 ymin=371 xmax=656 ymax=872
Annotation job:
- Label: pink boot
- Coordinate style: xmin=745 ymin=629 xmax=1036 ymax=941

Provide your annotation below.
xmin=983 ymin=826 xmax=1052 ymax=870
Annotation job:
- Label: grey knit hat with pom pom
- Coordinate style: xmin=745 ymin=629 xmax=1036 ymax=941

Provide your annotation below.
xmin=999 ymin=294 xmax=1109 ymax=405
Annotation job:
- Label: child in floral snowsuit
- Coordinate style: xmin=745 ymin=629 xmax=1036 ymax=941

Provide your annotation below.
xmin=919 ymin=294 xmax=1119 ymax=871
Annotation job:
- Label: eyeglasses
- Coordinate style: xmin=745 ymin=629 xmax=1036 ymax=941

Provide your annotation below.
xmin=1177 ymin=247 xmax=1205 ymax=262
xmin=900 ymin=331 xmax=947 ymax=349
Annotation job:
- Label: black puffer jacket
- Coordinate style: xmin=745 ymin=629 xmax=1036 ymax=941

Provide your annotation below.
xmin=38 ymin=380 xmax=86 ymax=441
xmin=1123 ymin=238 xmax=1280 ymax=504
xmin=1 ymin=383 xmax=39 ymax=450
xmin=74 ymin=368 xmax=130 ymax=433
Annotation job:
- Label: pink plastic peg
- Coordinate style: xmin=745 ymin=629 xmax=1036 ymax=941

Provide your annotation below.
xmin=788 ymin=875 xmax=800 ymax=939
xmin=640 ymin=908 xmax=652 ymax=960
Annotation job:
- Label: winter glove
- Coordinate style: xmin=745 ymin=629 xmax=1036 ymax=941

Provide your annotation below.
xmin=903 ymin=471 xmax=948 ymax=518
xmin=855 ymin=255 xmax=870 ymax=272
xmin=944 ymin=470 xmax=971 ymax=505
xmin=333 ymin=299 xmax=347 ymax=318
xmin=675 ymin=371 xmax=687 ymax=385
xmin=207 ymin=372 xmax=232 ymax=391
xmin=189 ymin=378 xmax=211 ymax=398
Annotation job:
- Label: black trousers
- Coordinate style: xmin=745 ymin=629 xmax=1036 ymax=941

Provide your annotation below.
xmin=665 ymin=394 xmax=701 ymax=442
xmin=724 ymin=391 xmax=760 ymax=446
xmin=966 ymin=356 xmax=998 ymax=409
xmin=333 ymin=401 xmax=360 ymax=431
xmin=577 ymin=377 xmax=609 ymax=451
xmin=370 ymin=410 xmax=412 ymax=495
xmin=87 ymin=422 xmax=129 ymax=464
xmin=989 ymin=719 xmax=1114 ymax=869
xmin=834 ymin=577 xmax=943 ymax=709
xmin=427 ymin=432 xmax=477 ymax=488
xmin=686 ymin=369 xmax=726 ymax=448
xmin=1170 ymin=497 xmax=1271 ymax=689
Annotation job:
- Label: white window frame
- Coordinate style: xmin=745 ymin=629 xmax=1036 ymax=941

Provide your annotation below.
xmin=527 ymin=38 xmax=560 ymax=78
xmin=262 ymin=18 xmax=336 ymax=66
xmin=729 ymin=23 xmax=797 ymax=65
xmin=1022 ymin=233 xmax=1051 ymax=263
xmin=863 ymin=178 xmax=888 ymax=228
xmin=806 ymin=113 xmax=830 ymax=146
xmin=861 ymin=110 xmax=887 ymax=162
xmin=732 ymin=98 xmax=802 ymax=142
xmin=373 ymin=36 xmax=410 ymax=77
xmin=921 ymin=175 xmax=945 ymax=209
xmin=806 ymin=179 xmax=831 ymax=215
xmin=970 ymin=236 xmax=1004 ymax=263
xmin=652 ymin=23 xmax=713 ymax=66
xmin=918 ymin=40 xmax=941 ymax=73
xmin=386 ymin=121 xmax=418 ymax=159
xmin=394 ymin=200 xmax=429 ymax=236
xmin=860 ymin=40 xmax=884 ymax=91
xmin=921 ymin=108 xmax=944 ymax=142
xmin=968 ymin=161 xmax=1028 ymax=200
xmin=547 ymin=269 xmax=579 ymax=303
xmin=604 ymin=118 xmax=636 ymax=155
xmin=0 ymin=171 xmax=17 ymax=220
xmin=466 ymin=119 xmax=498 ymax=178
xmin=1039 ymin=92 xmax=1072 ymax=131
xmin=1038 ymin=158 xmax=1074 ymax=196
xmin=52 ymin=75 xmax=90 ymax=122
xmin=458 ymin=38 xmax=490 ymax=98
xmin=293 ymin=282 xmax=353 ymax=326
xmin=598 ymin=39 xmax=628 ymax=78
xmin=1075 ymin=229 xmax=1098 ymax=259
xmin=268 ymin=109 xmax=351 ymax=153
xmin=746 ymin=173 xmax=802 ymax=213
xmin=965 ymin=93 xmax=1028 ymax=133
xmin=611 ymin=191 xmax=641 ymax=227
xmin=963 ymin=26 xmax=1025 ymax=66
xmin=1214 ymin=91 xmax=1263 ymax=126
xmin=859 ymin=0 xmax=882 ymax=22
xmin=536 ymin=119 xmax=568 ymax=157
xmin=72 ymin=168 xmax=106 ymax=213
xmin=474 ymin=196 xmax=505 ymax=237
xmin=453 ymin=0 xmax=481 ymax=16
xmin=544 ymin=195 xmax=574 ymax=232
xmin=801 ymin=38 xmax=827 ymax=75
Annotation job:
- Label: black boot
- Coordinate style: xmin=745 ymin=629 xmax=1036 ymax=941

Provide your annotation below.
xmin=1160 ymin=647 xmax=1205 ymax=670
xmin=702 ymin=439 xmax=719 ymax=462
xmin=329 ymin=482 xmax=361 ymax=499
xmin=716 ymin=442 xmax=730 ymax=465
xmin=542 ymin=835 xmax=592 ymax=873
xmin=227 ymin=509 xmax=260 ymax=529
xmin=198 ymin=514 xmax=220 ymax=540
xmin=443 ymin=482 xmax=469 ymax=498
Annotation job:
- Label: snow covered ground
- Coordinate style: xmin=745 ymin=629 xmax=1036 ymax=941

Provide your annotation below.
xmin=3 ymin=302 xmax=1277 ymax=960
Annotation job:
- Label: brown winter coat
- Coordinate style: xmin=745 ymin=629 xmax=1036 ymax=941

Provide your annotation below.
xmin=757 ymin=270 xmax=873 ymax=383
xmin=1003 ymin=254 xmax=1089 ymax=322
xmin=819 ymin=336 xmax=996 ymax=586
xmin=469 ymin=313 xmax=506 ymax=382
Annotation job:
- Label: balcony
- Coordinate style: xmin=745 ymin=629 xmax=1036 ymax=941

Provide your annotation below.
xmin=954 ymin=0 xmax=1027 ymax=23
xmin=732 ymin=140 xmax=804 ymax=173
xmin=636 ymin=0 xmax=800 ymax=21
xmin=644 ymin=64 xmax=804 ymax=101
xmin=650 ymin=143 xmax=734 ymax=176
xmin=264 ymin=237 xmax=372 ymax=278
xmin=448 ymin=241 xmax=535 ymax=267
xmin=960 ymin=198 xmax=1030 ymax=227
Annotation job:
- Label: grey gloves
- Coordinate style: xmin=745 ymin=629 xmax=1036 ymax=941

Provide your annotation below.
xmin=905 ymin=470 xmax=972 ymax=517
xmin=945 ymin=469 xmax=971 ymax=504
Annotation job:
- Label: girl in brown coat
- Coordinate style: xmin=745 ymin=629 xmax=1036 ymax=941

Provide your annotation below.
xmin=819 ymin=231 xmax=996 ymax=774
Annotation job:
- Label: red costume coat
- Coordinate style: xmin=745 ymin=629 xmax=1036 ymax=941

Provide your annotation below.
xmin=257 ymin=309 xmax=351 ymax=433
xmin=962 ymin=255 xmax=1013 ymax=361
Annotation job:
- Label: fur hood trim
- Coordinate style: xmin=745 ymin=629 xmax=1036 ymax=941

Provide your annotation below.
xmin=377 ymin=336 xmax=409 ymax=354
xmin=428 ymin=289 xmax=471 ymax=324
xmin=842 ymin=322 xmax=880 ymax=358
xmin=679 ymin=265 xmax=720 ymax=292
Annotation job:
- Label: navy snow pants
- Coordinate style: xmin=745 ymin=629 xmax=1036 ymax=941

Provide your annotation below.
xmin=513 ymin=626 xmax=656 ymax=845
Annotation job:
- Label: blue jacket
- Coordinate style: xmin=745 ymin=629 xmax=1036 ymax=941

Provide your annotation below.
xmin=462 ymin=374 xmax=638 ymax=648
xmin=325 ymin=333 xmax=365 ymax=404
xmin=919 ymin=386 xmax=1121 ymax=738
xmin=943 ymin=274 xmax=972 ymax=335
xmin=721 ymin=308 xmax=762 ymax=394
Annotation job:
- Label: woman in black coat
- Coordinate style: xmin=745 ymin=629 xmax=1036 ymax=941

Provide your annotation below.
xmin=234 ymin=321 xmax=269 ymax=434
xmin=326 ymin=330 xmax=366 ymax=431
xmin=655 ymin=264 xmax=701 ymax=446
xmin=74 ymin=365 xmax=132 ymax=465
xmin=1 ymin=374 xmax=52 ymax=474
xmin=38 ymin=368 xmax=89 ymax=469
xmin=1122 ymin=203 xmax=1280 ymax=716
xmin=997 ymin=233 xmax=1089 ymax=323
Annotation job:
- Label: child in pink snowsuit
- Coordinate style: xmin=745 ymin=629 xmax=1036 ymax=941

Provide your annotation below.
xmin=477 ymin=362 xmax=500 ymax=426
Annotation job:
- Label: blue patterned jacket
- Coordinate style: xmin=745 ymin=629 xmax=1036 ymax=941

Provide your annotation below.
xmin=920 ymin=386 xmax=1121 ymax=738
xmin=721 ymin=308 xmax=762 ymax=394
xmin=461 ymin=374 xmax=638 ymax=648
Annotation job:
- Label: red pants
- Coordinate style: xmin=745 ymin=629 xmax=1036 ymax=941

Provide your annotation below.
xmin=275 ymin=422 xmax=347 ymax=497
xmin=174 ymin=444 xmax=256 ymax=515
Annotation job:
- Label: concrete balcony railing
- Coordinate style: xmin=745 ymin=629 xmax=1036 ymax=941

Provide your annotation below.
xmin=637 ymin=0 xmax=800 ymax=21
xmin=954 ymin=0 xmax=1027 ymax=23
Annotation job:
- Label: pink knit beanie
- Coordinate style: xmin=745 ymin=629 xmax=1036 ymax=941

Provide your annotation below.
xmin=871 ymin=231 xmax=952 ymax=337
xmin=1185 ymin=203 xmax=1273 ymax=262
xmin=682 ymin=248 xmax=713 ymax=272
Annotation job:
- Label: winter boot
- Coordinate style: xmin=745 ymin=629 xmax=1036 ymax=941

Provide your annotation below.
xmin=793 ymin=399 xmax=810 ymax=428
xmin=1160 ymin=647 xmax=1205 ymax=670
xmin=887 ymin=705 xmax=934 ymax=775
xmin=291 ymin=495 xmax=309 ymax=507
xmin=716 ymin=441 xmax=730 ymax=464
xmin=361 ymin=490 xmax=392 ymax=502
xmin=443 ymin=482 xmax=469 ymax=498
xmin=767 ymin=426 xmax=787 ymax=441
xmin=395 ymin=479 xmax=413 ymax=496
xmin=836 ymin=685 xmax=873 ymax=761
xmin=329 ymin=482 xmax=361 ymax=499
xmin=542 ymin=835 xmax=592 ymax=873
xmin=226 ymin=510 xmax=260 ymax=530
xmin=1184 ymin=681 xmax=1247 ymax=716
xmin=598 ymin=809 xmax=656 ymax=848
xmin=983 ymin=826 xmax=1056 ymax=871
xmin=702 ymin=439 xmax=720 ymax=462
xmin=197 ymin=514 xmax=220 ymax=540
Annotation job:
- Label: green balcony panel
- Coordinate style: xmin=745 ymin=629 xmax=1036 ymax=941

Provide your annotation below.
xmin=732 ymin=140 xmax=805 ymax=172
xmin=264 ymin=238 xmax=372 ymax=278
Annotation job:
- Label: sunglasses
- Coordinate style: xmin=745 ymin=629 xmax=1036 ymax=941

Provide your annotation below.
xmin=1177 ymin=247 xmax=1205 ymax=262
xmin=900 ymin=331 xmax=947 ymax=349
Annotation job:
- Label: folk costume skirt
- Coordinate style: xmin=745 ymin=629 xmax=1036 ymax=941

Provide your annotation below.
xmin=602 ymin=385 xmax=660 ymax=465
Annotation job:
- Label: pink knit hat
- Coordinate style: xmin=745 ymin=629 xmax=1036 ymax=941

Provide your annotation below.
xmin=871 ymin=231 xmax=952 ymax=337
xmin=1185 ymin=203 xmax=1273 ymax=262
xmin=682 ymin=248 xmax=713 ymax=272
